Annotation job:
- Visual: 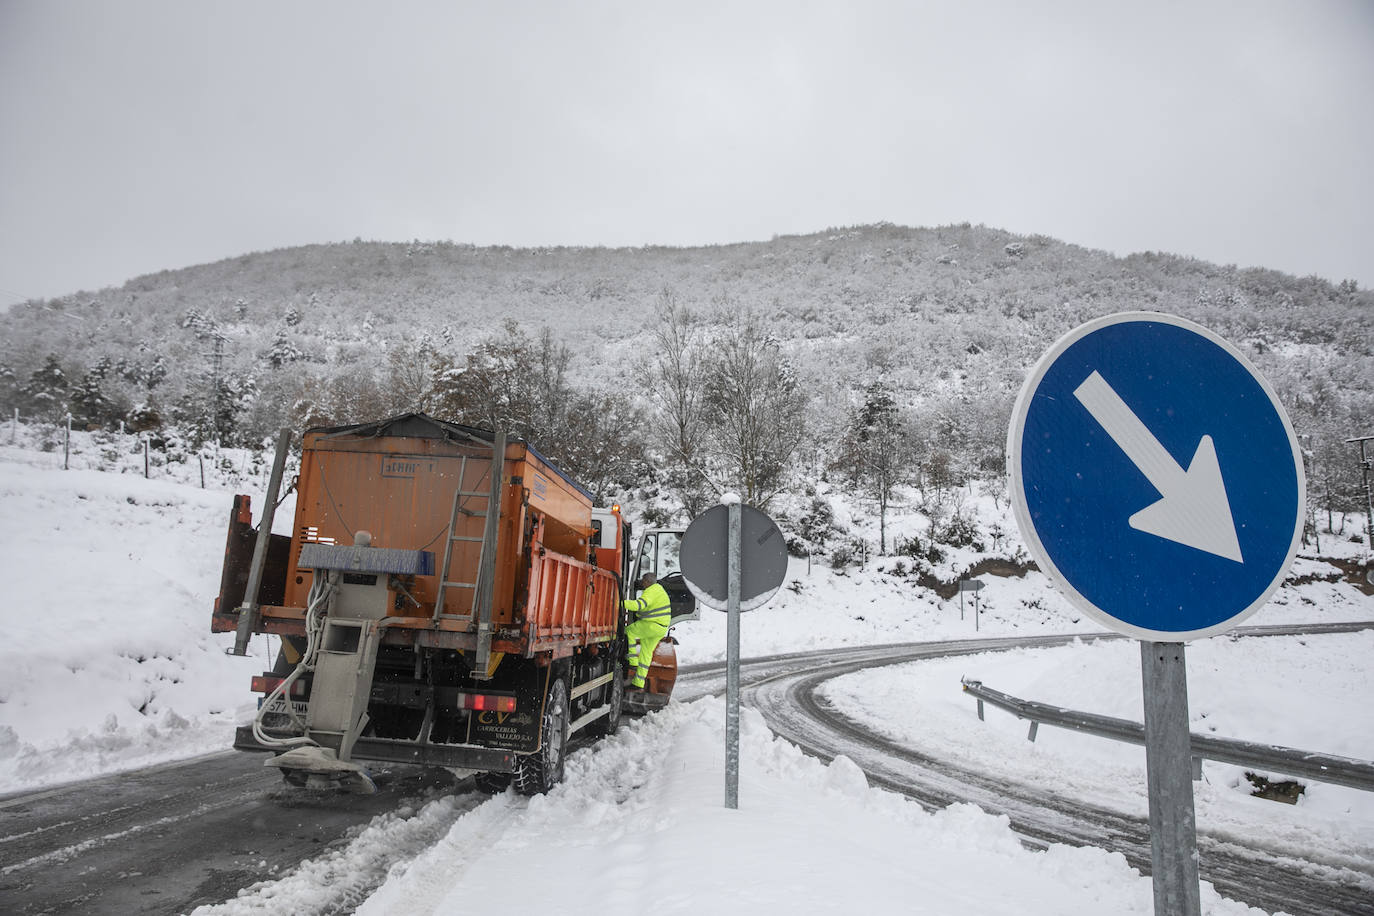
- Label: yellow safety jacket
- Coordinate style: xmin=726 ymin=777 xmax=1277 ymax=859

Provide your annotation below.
xmin=622 ymin=582 xmax=672 ymax=626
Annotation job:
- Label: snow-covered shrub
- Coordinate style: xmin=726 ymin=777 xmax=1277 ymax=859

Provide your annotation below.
xmin=934 ymin=510 xmax=983 ymax=551
xmin=792 ymin=496 xmax=839 ymax=555
xmin=895 ymin=533 xmax=943 ymax=565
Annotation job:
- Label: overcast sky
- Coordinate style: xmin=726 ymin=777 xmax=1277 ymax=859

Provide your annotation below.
xmin=2 ymin=0 xmax=1371 ymax=307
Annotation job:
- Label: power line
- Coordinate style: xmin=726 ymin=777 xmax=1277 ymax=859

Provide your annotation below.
xmin=0 ymin=285 xmax=40 ymax=306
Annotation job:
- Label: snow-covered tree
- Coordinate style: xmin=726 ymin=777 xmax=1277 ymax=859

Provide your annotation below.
xmin=637 ymin=291 xmax=712 ymax=518
xmin=0 ymin=365 xmax=17 ymax=412
xmin=264 ymin=330 xmax=304 ymax=370
xmin=20 ymin=355 xmax=69 ymax=421
xmin=69 ymin=368 xmax=115 ymax=430
xmin=700 ymin=311 xmax=808 ymax=509
xmin=837 ymin=380 xmax=911 ymax=553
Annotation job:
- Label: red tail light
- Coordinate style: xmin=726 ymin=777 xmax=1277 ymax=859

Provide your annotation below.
xmin=250 ymin=675 xmax=307 ymax=697
xmin=457 ymin=692 xmax=517 ymax=713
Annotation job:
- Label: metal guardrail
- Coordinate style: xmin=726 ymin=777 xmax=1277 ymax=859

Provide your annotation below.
xmin=961 ymin=678 xmax=1374 ymax=792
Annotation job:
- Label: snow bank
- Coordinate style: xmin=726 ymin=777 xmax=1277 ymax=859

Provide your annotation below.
xmin=824 ymin=634 xmax=1374 ymax=876
xmin=0 ymin=456 xmax=272 ymax=791
xmin=215 ymin=699 xmax=1264 ymax=916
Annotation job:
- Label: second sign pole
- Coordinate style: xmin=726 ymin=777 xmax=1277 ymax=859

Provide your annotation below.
xmin=725 ymin=499 xmax=741 ymax=809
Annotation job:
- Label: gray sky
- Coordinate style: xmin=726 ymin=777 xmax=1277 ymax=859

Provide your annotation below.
xmin=2 ymin=0 xmax=1371 ymax=307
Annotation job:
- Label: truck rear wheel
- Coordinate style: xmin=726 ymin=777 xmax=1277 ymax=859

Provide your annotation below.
xmin=514 ymin=676 xmax=568 ymax=796
xmin=473 ymin=772 xmax=512 ymax=794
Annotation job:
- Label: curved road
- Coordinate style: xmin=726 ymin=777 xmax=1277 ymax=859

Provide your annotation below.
xmin=675 ymin=622 xmax=1374 ymax=916
xmin=2 ymin=623 xmax=1370 ymax=914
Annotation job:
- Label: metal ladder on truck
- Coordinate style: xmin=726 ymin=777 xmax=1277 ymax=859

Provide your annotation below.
xmin=432 ymin=431 xmax=505 ymax=680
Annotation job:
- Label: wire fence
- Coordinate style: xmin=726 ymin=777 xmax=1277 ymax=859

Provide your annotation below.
xmin=3 ymin=412 xmax=281 ymax=491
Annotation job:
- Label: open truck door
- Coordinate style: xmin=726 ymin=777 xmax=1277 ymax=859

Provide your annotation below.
xmin=628 ymin=527 xmax=697 ymax=626
xmin=621 ymin=526 xmax=693 ymax=714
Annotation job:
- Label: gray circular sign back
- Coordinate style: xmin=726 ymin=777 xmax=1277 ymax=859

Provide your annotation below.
xmin=679 ymin=504 xmax=788 ymax=612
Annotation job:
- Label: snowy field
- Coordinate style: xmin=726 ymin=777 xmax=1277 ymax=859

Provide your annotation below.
xmin=1 ymin=426 xmax=1372 ymax=914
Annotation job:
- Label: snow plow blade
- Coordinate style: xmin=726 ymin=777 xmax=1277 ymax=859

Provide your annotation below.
xmin=264 ymin=745 xmax=378 ymax=794
xmin=622 ymin=689 xmax=670 ymax=714
xmin=621 ymin=636 xmax=678 ymax=716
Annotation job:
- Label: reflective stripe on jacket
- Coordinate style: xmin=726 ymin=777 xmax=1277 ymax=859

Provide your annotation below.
xmin=622 ymin=582 xmax=672 ymax=624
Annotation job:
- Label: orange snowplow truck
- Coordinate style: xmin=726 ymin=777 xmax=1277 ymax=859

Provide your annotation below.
xmin=211 ymin=413 xmax=665 ymax=794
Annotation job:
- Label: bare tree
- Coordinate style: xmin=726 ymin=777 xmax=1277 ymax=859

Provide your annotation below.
xmin=700 ymin=310 xmax=807 ymax=509
xmin=837 ymin=380 xmax=910 ymax=553
xmin=637 ymin=290 xmax=714 ymax=518
xmin=430 ymin=322 xmax=640 ymax=497
xmin=385 ymin=335 xmax=441 ymax=414
xmin=432 ymin=320 xmax=537 ymax=435
xmin=557 ymin=387 xmax=646 ymax=501
xmin=531 ymin=326 xmax=574 ymax=450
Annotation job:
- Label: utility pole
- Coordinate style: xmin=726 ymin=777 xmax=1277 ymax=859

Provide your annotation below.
xmin=207 ymin=332 xmax=227 ymax=447
xmin=1348 ymin=435 xmax=1374 ymax=583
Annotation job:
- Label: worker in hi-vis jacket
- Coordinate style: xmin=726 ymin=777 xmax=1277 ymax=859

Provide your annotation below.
xmin=622 ymin=573 xmax=671 ymax=690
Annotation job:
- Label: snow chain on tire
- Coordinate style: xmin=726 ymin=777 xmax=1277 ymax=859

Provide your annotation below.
xmin=514 ymin=675 xmax=569 ymax=796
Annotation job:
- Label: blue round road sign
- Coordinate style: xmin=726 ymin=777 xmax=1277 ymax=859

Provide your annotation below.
xmin=1008 ymin=313 xmax=1304 ymax=641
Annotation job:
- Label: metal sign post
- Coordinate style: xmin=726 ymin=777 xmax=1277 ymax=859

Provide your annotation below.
xmin=957 ymin=578 xmax=984 ymax=622
xmin=1141 ymin=642 xmax=1202 ymax=914
xmin=679 ymin=498 xmax=787 ymax=810
xmin=725 ymin=500 xmax=741 ymax=809
xmin=1008 ymin=313 xmax=1305 ymax=916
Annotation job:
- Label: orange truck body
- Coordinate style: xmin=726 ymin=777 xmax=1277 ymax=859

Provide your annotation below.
xmin=212 ymin=414 xmax=620 ymax=658
xmin=212 ymin=413 xmax=630 ymax=782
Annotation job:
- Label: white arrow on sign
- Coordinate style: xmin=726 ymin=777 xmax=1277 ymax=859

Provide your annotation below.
xmin=1073 ymin=370 xmax=1243 ymax=563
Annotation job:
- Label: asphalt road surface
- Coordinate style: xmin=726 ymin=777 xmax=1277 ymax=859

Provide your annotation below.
xmin=0 ymin=752 xmax=463 ymax=914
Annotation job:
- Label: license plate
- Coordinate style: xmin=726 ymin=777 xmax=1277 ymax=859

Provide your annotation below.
xmin=260 ymin=695 xmax=310 ymax=717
